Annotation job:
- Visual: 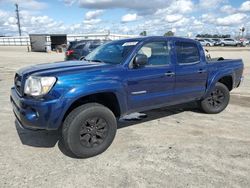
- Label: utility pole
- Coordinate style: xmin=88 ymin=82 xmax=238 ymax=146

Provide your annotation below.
xmin=15 ymin=3 xmax=21 ymax=36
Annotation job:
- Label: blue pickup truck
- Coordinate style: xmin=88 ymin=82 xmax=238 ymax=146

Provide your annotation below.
xmin=11 ymin=36 xmax=244 ymax=158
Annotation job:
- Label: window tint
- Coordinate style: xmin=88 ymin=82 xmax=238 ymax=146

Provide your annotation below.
xmin=175 ymin=42 xmax=200 ymax=64
xmin=75 ymin=44 xmax=85 ymax=49
xmin=137 ymin=42 xmax=170 ymax=66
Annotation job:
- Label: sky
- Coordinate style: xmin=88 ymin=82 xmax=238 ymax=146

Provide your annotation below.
xmin=0 ymin=0 xmax=250 ymax=37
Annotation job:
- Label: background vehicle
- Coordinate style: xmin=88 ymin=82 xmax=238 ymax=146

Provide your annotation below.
xmin=204 ymin=39 xmax=216 ymax=46
xmin=211 ymin=38 xmax=222 ymax=46
xmin=196 ymin=39 xmax=214 ymax=46
xmin=11 ymin=36 xmax=244 ymax=158
xmin=65 ymin=40 xmax=110 ymax=60
xmin=220 ymin=38 xmax=242 ymax=47
xmin=239 ymin=38 xmax=249 ymax=46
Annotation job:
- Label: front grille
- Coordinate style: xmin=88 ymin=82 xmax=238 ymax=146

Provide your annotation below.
xmin=14 ymin=73 xmax=22 ymax=95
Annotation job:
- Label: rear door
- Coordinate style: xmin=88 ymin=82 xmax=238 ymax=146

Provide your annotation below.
xmin=126 ymin=40 xmax=175 ymax=111
xmin=174 ymin=41 xmax=207 ymax=103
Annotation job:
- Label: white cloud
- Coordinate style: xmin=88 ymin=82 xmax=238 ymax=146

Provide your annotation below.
xmin=240 ymin=1 xmax=250 ymax=12
xmin=0 ymin=0 xmax=47 ymax=10
xmin=216 ymin=13 xmax=248 ymax=26
xmin=199 ymin=0 xmax=225 ymax=9
xmin=165 ymin=14 xmax=183 ymax=23
xmin=172 ymin=17 xmax=190 ymax=27
xmin=1 ymin=0 xmax=250 ymax=37
xmin=201 ymin=13 xmax=216 ymax=24
xmin=85 ymin=10 xmax=104 ymax=20
xmin=170 ymin=0 xmax=194 ymax=14
xmin=121 ymin=13 xmax=137 ymax=22
xmin=220 ymin=5 xmax=236 ymax=14
xmin=155 ymin=0 xmax=194 ymax=15
xmin=74 ymin=0 xmax=172 ymax=15
xmin=83 ymin=18 xmax=101 ymax=25
xmin=64 ymin=0 xmax=76 ymax=6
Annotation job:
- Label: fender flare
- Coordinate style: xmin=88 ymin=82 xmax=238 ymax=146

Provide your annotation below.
xmin=204 ymin=70 xmax=235 ymax=98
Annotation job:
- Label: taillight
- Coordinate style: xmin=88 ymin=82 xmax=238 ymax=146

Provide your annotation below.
xmin=66 ymin=50 xmax=74 ymax=56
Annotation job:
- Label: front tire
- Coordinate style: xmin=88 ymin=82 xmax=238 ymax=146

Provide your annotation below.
xmin=199 ymin=83 xmax=230 ymax=114
xmin=62 ymin=103 xmax=117 ymax=158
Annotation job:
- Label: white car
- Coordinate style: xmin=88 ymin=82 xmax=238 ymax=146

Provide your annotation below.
xmin=220 ymin=38 xmax=242 ymax=47
xmin=196 ymin=39 xmax=214 ymax=46
xmin=240 ymin=38 xmax=249 ymax=46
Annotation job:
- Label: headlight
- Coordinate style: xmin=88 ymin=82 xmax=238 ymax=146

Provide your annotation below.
xmin=24 ymin=76 xmax=56 ymax=96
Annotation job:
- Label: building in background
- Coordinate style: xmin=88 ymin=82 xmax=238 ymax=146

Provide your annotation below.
xmin=29 ymin=34 xmax=67 ymax=52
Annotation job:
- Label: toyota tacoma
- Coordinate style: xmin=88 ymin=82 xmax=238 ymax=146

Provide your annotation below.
xmin=10 ymin=36 xmax=244 ymax=158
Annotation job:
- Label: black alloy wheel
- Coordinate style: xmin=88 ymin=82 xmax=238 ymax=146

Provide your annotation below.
xmin=206 ymin=88 xmax=225 ymax=109
xmin=199 ymin=82 xmax=230 ymax=114
xmin=62 ymin=103 xmax=117 ymax=158
xmin=80 ymin=117 xmax=108 ymax=148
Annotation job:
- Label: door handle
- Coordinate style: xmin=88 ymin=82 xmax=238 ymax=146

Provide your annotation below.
xmin=164 ymin=72 xmax=175 ymax=76
xmin=197 ymin=69 xmax=207 ymax=74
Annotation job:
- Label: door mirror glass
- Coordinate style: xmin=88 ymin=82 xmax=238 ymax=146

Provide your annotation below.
xmin=133 ymin=54 xmax=148 ymax=68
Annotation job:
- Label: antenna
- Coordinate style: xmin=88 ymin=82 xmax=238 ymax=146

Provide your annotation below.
xmin=15 ymin=3 xmax=21 ymax=36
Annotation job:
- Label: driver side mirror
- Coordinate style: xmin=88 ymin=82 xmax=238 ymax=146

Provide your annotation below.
xmin=133 ymin=54 xmax=148 ymax=68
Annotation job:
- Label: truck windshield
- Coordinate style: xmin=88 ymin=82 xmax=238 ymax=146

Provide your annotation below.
xmin=84 ymin=40 xmax=138 ymax=64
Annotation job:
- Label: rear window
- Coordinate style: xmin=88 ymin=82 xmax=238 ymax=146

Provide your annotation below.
xmin=75 ymin=44 xmax=86 ymax=50
xmin=175 ymin=42 xmax=200 ymax=64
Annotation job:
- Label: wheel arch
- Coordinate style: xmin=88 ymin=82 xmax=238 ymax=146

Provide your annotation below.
xmin=218 ymin=75 xmax=233 ymax=91
xmin=62 ymin=92 xmax=122 ymax=123
xmin=204 ymin=72 xmax=234 ymax=98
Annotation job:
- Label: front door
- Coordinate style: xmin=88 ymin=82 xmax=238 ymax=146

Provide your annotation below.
xmin=126 ymin=41 xmax=175 ymax=112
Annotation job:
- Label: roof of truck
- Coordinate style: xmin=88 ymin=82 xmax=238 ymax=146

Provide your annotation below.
xmin=115 ymin=36 xmax=196 ymax=43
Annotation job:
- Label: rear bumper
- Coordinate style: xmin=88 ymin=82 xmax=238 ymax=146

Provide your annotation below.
xmin=237 ymin=77 xmax=244 ymax=87
xmin=10 ymin=87 xmax=63 ymax=130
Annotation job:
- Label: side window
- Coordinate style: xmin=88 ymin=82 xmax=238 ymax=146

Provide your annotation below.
xmin=175 ymin=42 xmax=200 ymax=64
xmin=137 ymin=41 xmax=170 ymax=66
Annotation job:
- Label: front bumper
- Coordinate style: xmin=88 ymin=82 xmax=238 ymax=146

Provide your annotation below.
xmin=10 ymin=87 xmax=63 ymax=130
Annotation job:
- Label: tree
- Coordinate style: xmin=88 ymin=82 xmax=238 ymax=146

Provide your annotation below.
xmin=196 ymin=34 xmax=231 ymax=38
xmin=140 ymin=31 xmax=147 ymax=36
xmin=164 ymin=31 xmax=174 ymax=36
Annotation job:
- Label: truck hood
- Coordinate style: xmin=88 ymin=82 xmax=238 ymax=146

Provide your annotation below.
xmin=17 ymin=60 xmax=113 ymax=76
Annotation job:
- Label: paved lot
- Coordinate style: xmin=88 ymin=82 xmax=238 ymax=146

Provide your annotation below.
xmin=0 ymin=46 xmax=250 ymax=187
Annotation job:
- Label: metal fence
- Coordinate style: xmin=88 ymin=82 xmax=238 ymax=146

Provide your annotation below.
xmin=0 ymin=36 xmax=30 ymax=46
xmin=0 ymin=33 xmax=137 ymax=46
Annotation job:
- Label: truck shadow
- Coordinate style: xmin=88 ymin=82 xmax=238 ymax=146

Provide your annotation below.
xmin=15 ymin=102 xmax=199 ymax=158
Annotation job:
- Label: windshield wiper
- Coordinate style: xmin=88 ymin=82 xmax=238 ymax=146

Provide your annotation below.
xmin=83 ymin=58 xmax=106 ymax=63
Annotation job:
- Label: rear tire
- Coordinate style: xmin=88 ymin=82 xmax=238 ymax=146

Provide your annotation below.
xmin=199 ymin=83 xmax=230 ymax=114
xmin=62 ymin=103 xmax=117 ymax=158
